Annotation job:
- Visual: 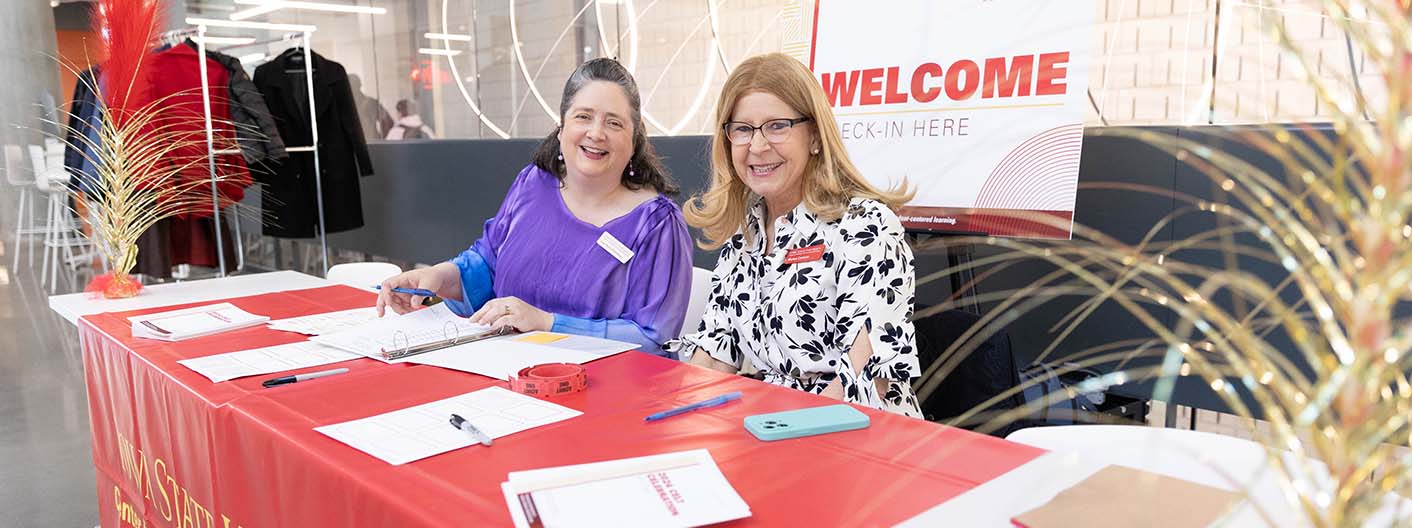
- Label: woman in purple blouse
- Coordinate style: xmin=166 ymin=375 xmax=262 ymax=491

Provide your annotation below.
xmin=376 ymin=59 xmax=693 ymax=357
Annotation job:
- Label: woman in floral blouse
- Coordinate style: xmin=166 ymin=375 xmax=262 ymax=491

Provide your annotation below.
xmin=669 ymin=53 xmax=923 ymax=417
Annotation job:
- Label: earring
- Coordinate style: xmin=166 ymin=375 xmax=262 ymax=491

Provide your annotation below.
xmin=628 ymin=165 xmax=636 ymax=177
xmin=811 ymin=147 xmax=820 ymax=155
xmin=557 ymin=153 xmax=564 ymax=161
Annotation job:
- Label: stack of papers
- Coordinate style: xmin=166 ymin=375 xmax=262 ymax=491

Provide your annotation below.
xmin=177 ymin=341 xmax=360 ymax=383
xmin=311 ymin=303 xmax=493 ymax=362
xmin=129 ymin=303 xmax=269 ymax=341
xmin=501 ymin=449 xmax=752 ymax=528
xmin=407 ymin=331 xmax=637 ymax=380
xmin=267 ymin=307 xmax=379 ymax=335
xmin=314 ymin=386 xmax=582 ymax=465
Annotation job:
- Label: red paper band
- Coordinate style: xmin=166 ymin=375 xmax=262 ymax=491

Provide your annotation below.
xmin=509 ymin=363 xmax=587 ymax=398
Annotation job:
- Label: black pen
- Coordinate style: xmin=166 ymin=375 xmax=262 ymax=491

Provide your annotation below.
xmin=261 ymin=367 xmax=349 ymax=388
xmin=450 ymin=413 xmax=493 ymax=446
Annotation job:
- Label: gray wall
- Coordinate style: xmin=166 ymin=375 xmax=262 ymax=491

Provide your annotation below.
xmin=0 ymin=1 xmax=62 ymax=150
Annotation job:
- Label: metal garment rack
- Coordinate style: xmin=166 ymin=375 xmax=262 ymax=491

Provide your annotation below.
xmin=187 ymin=18 xmax=328 ymax=278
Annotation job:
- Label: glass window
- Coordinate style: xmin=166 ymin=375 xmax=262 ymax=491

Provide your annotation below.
xmin=187 ymin=0 xmax=1382 ymax=138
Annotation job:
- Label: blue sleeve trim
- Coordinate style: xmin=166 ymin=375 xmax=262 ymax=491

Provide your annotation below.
xmin=443 ymin=249 xmax=495 ymax=317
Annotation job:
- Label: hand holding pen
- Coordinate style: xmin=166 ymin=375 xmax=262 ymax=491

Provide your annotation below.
xmin=376 ymin=264 xmax=459 ymax=317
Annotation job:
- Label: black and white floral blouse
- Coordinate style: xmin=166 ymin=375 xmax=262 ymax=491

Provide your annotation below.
xmin=669 ymin=197 xmax=922 ymax=417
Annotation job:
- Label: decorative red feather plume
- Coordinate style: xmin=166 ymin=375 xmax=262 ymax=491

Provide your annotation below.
xmin=93 ymin=0 xmax=164 ymax=128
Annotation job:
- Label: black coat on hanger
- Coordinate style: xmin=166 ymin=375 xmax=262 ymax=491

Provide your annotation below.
xmin=253 ymin=47 xmax=373 ymax=238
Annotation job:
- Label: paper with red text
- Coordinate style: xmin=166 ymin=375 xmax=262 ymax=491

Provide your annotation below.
xmin=501 ymin=449 xmax=750 ymax=528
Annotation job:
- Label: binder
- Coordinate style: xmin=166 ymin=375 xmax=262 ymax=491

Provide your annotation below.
xmin=310 ymin=303 xmax=517 ymax=362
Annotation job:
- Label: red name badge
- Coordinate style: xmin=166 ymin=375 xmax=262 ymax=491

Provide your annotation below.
xmin=784 ymin=244 xmax=826 ymax=264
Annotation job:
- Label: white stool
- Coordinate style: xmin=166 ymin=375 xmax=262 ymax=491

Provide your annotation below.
xmin=29 ymin=144 xmax=91 ymax=293
xmin=6 ymin=144 xmax=38 ymax=271
xmin=326 ymin=262 xmax=403 ymax=291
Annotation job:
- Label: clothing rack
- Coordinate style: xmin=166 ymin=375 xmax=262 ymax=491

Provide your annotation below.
xmin=216 ymin=31 xmax=303 ymax=54
xmin=186 ymin=18 xmax=328 ymax=277
xmin=152 ymin=27 xmax=200 ymax=47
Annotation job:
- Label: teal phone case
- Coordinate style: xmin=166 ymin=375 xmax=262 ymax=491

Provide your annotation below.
xmin=743 ymin=404 xmax=871 ymax=441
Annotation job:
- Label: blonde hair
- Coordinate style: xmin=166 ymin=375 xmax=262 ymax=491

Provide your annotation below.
xmin=684 ymin=53 xmax=913 ymax=249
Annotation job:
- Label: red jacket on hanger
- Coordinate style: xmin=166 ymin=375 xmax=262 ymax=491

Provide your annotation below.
xmin=140 ymin=44 xmax=252 ymax=207
xmin=124 ymin=44 xmax=251 ymax=277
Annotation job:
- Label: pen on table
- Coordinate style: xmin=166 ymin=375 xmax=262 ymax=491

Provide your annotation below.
xmin=645 ymin=391 xmax=743 ymax=422
xmin=262 ymin=367 xmax=349 ymax=388
xmin=450 ymin=413 xmax=493 ymax=446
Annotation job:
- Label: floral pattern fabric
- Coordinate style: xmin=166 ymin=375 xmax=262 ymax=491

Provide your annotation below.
xmin=670 ymin=197 xmax=922 ymax=417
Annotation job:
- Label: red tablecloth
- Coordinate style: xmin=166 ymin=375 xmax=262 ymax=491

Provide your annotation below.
xmin=79 ymin=285 xmax=1043 ymax=527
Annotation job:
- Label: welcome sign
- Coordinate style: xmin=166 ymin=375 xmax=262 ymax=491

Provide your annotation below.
xmin=806 ymin=0 xmax=1094 ymax=238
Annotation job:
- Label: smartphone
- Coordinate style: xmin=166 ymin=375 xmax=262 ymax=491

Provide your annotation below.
xmin=743 ymin=404 xmax=871 ymax=441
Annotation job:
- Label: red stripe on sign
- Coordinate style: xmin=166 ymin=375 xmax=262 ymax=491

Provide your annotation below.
xmin=896 ymin=206 xmax=1074 ymax=240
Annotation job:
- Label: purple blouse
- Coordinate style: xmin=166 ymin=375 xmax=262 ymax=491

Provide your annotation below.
xmin=442 ymin=164 xmax=693 ymax=357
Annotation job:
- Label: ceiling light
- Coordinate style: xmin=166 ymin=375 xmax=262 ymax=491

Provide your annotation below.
xmin=425 ymin=32 xmax=473 ymax=42
xmin=238 ymin=53 xmax=267 ymax=64
xmin=186 ymin=17 xmax=318 ymax=33
xmin=231 ymin=0 xmax=387 ymax=21
xmin=418 ymin=48 xmax=462 ymax=56
xmin=229 ymin=2 xmax=283 ymax=20
xmin=193 ymin=36 xmax=257 ymax=45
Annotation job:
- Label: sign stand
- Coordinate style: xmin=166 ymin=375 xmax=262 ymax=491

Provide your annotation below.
xmin=908 ymin=231 xmax=983 ymax=316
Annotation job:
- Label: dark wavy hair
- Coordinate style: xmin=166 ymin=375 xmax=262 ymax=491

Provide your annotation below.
xmin=531 ymin=58 xmax=677 ymax=196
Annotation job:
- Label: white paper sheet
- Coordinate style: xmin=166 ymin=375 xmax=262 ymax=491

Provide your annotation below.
xmin=267 ymin=307 xmax=379 ymax=336
xmin=502 ymin=449 xmax=752 ymax=528
xmin=310 ymin=303 xmax=492 ymax=362
xmin=405 ymin=332 xmax=636 ymax=380
xmin=177 ymin=340 xmax=360 ymax=383
xmin=128 ymin=302 xmax=270 ymax=341
xmin=314 ymin=386 xmax=582 ymax=465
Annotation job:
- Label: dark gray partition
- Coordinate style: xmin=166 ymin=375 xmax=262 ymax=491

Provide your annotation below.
xmin=252 ymin=126 xmax=1350 ymax=415
xmin=321 ymin=136 xmax=719 ymax=267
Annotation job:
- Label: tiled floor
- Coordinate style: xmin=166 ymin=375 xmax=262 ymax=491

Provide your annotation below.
xmin=0 ymin=186 xmax=98 ymax=527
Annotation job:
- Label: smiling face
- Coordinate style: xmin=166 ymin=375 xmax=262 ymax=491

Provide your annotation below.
xmin=728 ymin=90 xmax=817 ymax=217
xmin=558 ymin=80 xmax=636 ymax=183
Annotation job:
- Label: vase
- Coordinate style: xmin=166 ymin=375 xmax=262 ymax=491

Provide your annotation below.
xmin=103 ymin=272 xmax=142 ymax=299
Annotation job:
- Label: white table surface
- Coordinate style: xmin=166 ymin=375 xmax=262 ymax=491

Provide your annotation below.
xmin=896 ymin=425 xmax=1410 ymax=527
xmin=47 ymin=270 xmax=333 ymax=326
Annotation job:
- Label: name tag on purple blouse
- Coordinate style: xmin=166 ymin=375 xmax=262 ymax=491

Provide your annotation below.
xmin=596 ymin=232 xmax=635 ymax=264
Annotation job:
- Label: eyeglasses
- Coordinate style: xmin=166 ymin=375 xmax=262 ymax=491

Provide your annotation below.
xmin=721 ymin=117 xmax=812 ymax=145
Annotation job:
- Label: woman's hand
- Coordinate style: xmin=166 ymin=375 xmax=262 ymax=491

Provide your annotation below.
xmin=470 ymin=296 xmax=554 ymax=332
xmin=819 ymin=382 xmax=845 ymax=401
xmin=688 ymin=348 xmax=738 ymax=374
xmin=376 ymin=263 xmax=458 ymax=317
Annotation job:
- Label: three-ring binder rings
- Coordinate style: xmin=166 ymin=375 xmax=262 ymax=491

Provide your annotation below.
xmin=310 ymin=303 xmax=515 ymax=363
xmin=382 ymin=324 xmax=518 ymax=361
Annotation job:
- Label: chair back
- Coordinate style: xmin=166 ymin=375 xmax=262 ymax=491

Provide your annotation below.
xmin=3 ymin=144 xmax=32 ymax=186
xmin=27 ymin=144 xmax=52 ymax=192
xmin=680 ymin=267 xmax=714 ymax=338
xmin=912 ymin=308 xmax=1026 ymax=436
xmin=44 ymin=141 xmax=67 ymax=184
xmin=326 ymin=262 xmax=404 ymax=291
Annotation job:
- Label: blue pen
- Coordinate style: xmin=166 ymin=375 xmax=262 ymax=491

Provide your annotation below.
xmin=373 ymin=285 xmax=437 ymax=297
xmin=645 ymin=391 xmax=743 ymax=422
